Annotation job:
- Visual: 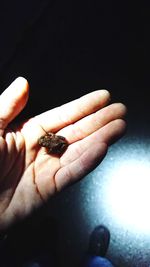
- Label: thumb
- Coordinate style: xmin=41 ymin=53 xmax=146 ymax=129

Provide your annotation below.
xmin=0 ymin=77 xmax=29 ymax=135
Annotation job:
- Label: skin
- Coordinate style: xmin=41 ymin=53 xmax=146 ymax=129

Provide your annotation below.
xmin=0 ymin=77 xmax=127 ymax=231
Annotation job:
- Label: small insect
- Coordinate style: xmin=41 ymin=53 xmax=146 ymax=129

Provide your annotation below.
xmin=38 ymin=131 xmax=68 ymax=155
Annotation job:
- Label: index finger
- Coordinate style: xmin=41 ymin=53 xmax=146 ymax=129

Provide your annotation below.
xmin=34 ymin=90 xmax=111 ymax=132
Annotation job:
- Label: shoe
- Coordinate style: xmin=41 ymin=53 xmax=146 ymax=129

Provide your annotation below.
xmin=88 ymin=225 xmax=110 ymax=257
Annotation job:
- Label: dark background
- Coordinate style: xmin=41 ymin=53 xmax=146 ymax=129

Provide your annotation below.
xmin=0 ymin=1 xmax=150 ymax=266
xmin=0 ymin=1 xmax=149 ymax=132
xmin=1 ymin=1 xmax=149 ymax=122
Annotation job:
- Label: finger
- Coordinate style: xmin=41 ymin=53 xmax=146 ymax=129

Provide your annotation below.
xmin=55 ymin=119 xmax=126 ymax=191
xmin=60 ymin=118 xmax=126 ymax=166
xmin=0 ymin=77 xmax=29 ymax=135
xmin=55 ymin=142 xmax=107 ymax=191
xmin=94 ymin=118 xmax=126 ymax=145
xmin=34 ymin=89 xmax=111 ymax=132
xmin=58 ymin=103 xmax=127 ymax=143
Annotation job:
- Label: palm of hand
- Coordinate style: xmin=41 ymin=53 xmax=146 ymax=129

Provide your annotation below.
xmin=0 ymin=78 xmax=126 ymax=230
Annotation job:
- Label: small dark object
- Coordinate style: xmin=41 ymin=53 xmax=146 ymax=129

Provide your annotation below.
xmin=88 ymin=225 xmax=110 ymax=257
xmin=38 ymin=132 xmax=68 ymax=155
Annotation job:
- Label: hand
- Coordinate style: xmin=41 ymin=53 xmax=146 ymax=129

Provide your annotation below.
xmin=0 ymin=77 xmax=127 ymax=230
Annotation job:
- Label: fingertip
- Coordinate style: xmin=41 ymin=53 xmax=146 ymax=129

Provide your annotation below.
xmin=97 ymin=89 xmax=111 ymax=106
xmin=96 ymin=89 xmax=111 ymax=101
xmin=100 ymin=89 xmax=111 ymax=99
xmin=88 ymin=89 xmax=111 ymax=110
xmin=12 ymin=77 xmax=29 ymax=106
xmin=115 ymin=118 xmax=127 ymax=130
xmin=117 ymin=103 xmax=127 ymax=116
xmin=0 ymin=77 xmax=30 ymax=131
xmin=15 ymin=76 xmax=28 ymax=83
xmin=110 ymin=102 xmax=127 ymax=119
xmin=110 ymin=119 xmax=127 ymax=143
xmin=14 ymin=76 xmax=29 ymax=94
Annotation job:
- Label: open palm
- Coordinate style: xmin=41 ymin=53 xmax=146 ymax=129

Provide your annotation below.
xmin=0 ymin=77 xmax=126 ymax=230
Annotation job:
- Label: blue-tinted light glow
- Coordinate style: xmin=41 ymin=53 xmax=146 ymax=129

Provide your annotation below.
xmin=105 ymin=159 xmax=150 ymax=234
